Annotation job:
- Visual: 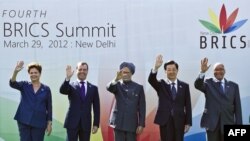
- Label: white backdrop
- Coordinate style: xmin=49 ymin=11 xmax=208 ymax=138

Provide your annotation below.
xmin=1 ymin=0 xmax=250 ymax=141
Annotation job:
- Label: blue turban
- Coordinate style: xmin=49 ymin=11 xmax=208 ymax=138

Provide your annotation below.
xmin=120 ymin=62 xmax=135 ymax=75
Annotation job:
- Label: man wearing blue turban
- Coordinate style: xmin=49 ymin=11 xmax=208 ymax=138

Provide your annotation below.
xmin=106 ymin=62 xmax=146 ymax=141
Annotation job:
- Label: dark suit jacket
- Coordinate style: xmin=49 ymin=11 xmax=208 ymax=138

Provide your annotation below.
xmin=148 ymin=72 xmax=192 ymax=130
xmin=9 ymin=80 xmax=52 ymax=129
xmin=107 ymin=80 xmax=146 ymax=132
xmin=60 ymin=80 xmax=100 ymax=131
xmin=194 ymin=76 xmax=242 ymax=132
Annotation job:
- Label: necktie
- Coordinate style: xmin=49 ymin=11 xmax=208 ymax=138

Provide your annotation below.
xmin=218 ymin=81 xmax=224 ymax=94
xmin=171 ymin=82 xmax=177 ymax=99
xmin=80 ymin=81 xmax=85 ymax=99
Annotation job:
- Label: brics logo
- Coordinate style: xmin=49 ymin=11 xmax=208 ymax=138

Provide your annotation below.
xmin=199 ymin=4 xmax=249 ymax=49
xmin=224 ymin=125 xmax=250 ymax=140
xmin=199 ymin=4 xmax=247 ymax=34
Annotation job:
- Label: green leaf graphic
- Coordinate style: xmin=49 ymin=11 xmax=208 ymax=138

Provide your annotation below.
xmin=199 ymin=20 xmax=221 ymax=33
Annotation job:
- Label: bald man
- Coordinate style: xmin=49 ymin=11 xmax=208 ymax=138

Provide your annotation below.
xmin=194 ymin=58 xmax=242 ymax=141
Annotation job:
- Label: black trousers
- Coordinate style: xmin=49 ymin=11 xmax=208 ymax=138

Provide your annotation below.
xmin=159 ymin=116 xmax=184 ymax=141
xmin=114 ymin=128 xmax=136 ymax=141
xmin=66 ymin=128 xmax=90 ymax=141
xmin=66 ymin=119 xmax=91 ymax=141
xmin=206 ymin=118 xmax=224 ymax=141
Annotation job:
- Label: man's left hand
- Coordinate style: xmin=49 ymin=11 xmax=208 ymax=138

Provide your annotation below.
xmin=92 ymin=126 xmax=98 ymax=134
xmin=136 ymin=126 xmax=144 ymax=134
xmin=184 ymin=125 xmax=190 ymax=133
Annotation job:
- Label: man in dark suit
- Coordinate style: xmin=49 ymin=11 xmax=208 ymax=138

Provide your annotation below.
xmin=107 ymin=62 xmax=146 ymax=141
xmin=60 ymin=62 xmax=100 ymax=141
xmin=194 ymin=58 xmax=242 ymax=141
xmin=148 ymin=55 xmax=192 ymax=141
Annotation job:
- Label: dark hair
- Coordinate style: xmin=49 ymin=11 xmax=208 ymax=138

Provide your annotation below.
xmin=27 ymin=62 xmax=42 ymax=73
xmin=77 ymin=62 xmax=89 ymax=70
xmin=163 ymin=60 xmax=178 ymax=70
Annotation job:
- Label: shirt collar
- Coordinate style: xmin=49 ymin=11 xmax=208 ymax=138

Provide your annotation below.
xmin=165 ymin=79 xmax=177 ymax=85
xmin=121 ymin=80 xmax=133 ymax=85
xmin=213 ymin=78 xmax=225 ymax=84
xmin=77 ymin=79 xmax=87 ymax=84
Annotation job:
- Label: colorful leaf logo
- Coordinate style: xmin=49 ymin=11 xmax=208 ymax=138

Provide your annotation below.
xmin=199 ymin=4 xmax=248 ymax=34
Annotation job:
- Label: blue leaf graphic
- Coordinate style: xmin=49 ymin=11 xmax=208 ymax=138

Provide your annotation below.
xmin=224 ymin=19 xmax=248 ymax=33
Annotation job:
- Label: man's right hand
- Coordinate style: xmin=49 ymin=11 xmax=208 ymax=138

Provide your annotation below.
xmin=115 ymin=71 xmax=122 ymax=81
xmin=200 ymin=57 xmax=210 ymax=73
xmin=154 ymin=54 xmax=163 ymax=71
xmin=66 ymin=65 xmax=74 ymax=80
